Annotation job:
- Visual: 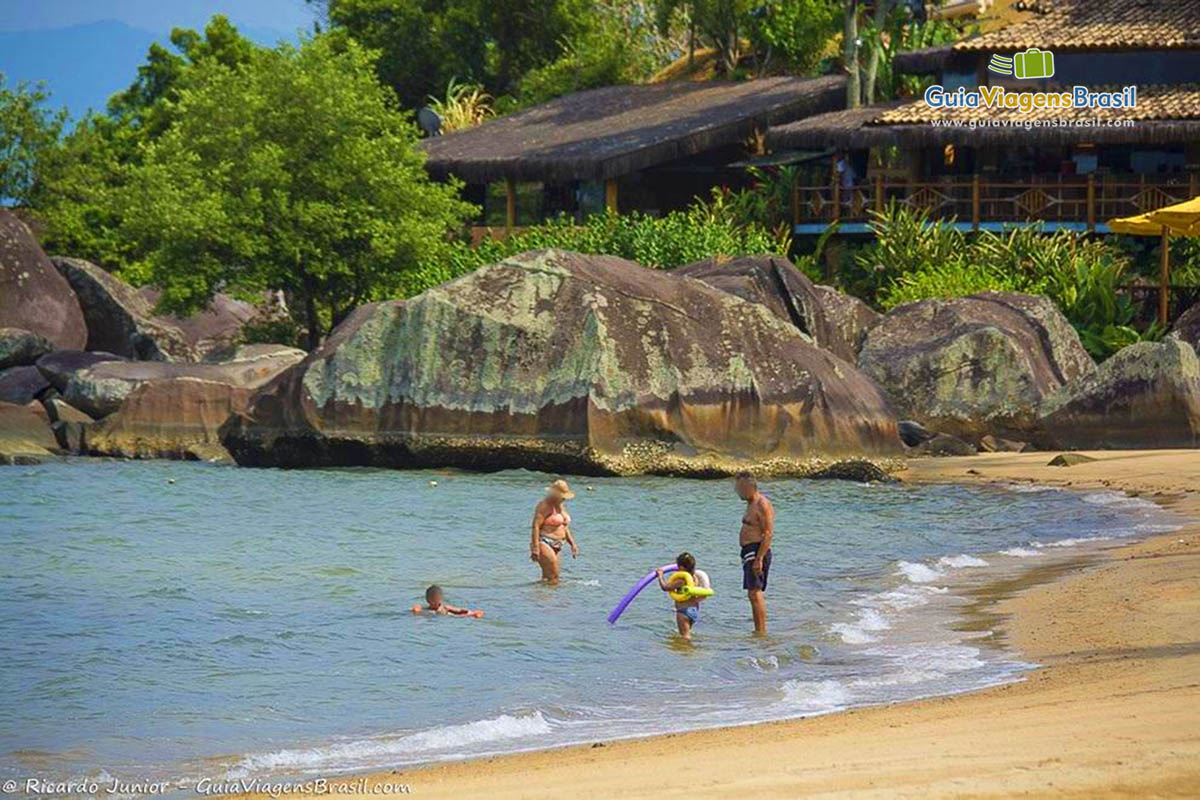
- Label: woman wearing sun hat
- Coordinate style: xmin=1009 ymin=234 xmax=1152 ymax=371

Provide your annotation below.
xmin=530 ymin=479 xmax=580 ymax=583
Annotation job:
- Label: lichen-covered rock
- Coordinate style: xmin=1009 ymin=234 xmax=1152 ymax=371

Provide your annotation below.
xmin=0 ymin=210 xmax=87 ymax=350
xmin=858 ymin=292 xmax=1095 ymax=440
xmin=62 ymin=348 xmax=304 ymax=419
xmin=0 ymin=401 xmax=57 ymax=464
xmin=675 ymin=255 xmax=879 ymax=362
xmin=86 ymin=377 xmax=254 ymax=459
xmin=1036 ymin=339 xmax=1200 ymax=449
xmin=223 ymin=249 xmax=904 ymax=475
xmin=0 ymin=366 xmax=50 ymax=405
xmin=50 ymin=257 xmax=193 ymax=361
xmin=0 ymin=328 xmax=55 ymax=369
xmin=201 ymin=343 xmax=306 ymax=364
xmin=1170 ymin=302 xmax=1200 ymax=353
xmin=35 ymin=350 xmax=127 ymax=393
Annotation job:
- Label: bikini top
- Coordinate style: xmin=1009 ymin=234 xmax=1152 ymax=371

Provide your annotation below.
xmin=543 ymin=506 xmax=571 ymax=528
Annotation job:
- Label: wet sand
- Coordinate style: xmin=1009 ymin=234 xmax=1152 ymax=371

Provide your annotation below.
xmin=244 ymin=450 xmax=1200 ymax=799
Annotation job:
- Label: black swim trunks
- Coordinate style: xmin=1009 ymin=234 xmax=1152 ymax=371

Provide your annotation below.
xmin=741 ymin=542 xmax=772 ymax=591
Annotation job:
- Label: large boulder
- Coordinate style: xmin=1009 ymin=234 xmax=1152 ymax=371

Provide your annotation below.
xmin=0 ymin=366 xmax=50 ymax=405
xmin=1170 ymin=302 xmax=1200 ymax=353
xmin=858 ymin=292 xmax=1095 ymax=440
xmin=0 ymin=328 xmax=55 ymax=369
xmin=1036 ymin=338 xmax=1200 ymax=449
xmin=222 ymin=249 xmax=904 ymax=475
xmin=63 ymin=347 xmax=305 ymax=418
xmin=0 ymin=210 xmax=87 ymax=350
xmin=35 ymin=350 xmax=127 ymax=393
xmin=50 ymin=257 xmax=193 ymax=361
xmin=86 ymin=377 xmax=251 ymax=460
xmin=675 ymin=255 xmax=879 ymax=363
xmin=0 ymin=401 xmax=58 ymax=464
xmin=139 ymin=287 xmax=273 ymax=360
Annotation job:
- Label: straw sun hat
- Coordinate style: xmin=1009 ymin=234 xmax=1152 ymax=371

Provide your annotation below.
xmin=544 ymin=479 xmax=576 ymax=499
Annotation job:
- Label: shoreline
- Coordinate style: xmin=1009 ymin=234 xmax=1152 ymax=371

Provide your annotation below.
xmin=237 ymin=449 xmax=1200 ymax=799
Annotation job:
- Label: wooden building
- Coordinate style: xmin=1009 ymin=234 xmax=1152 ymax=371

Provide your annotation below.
xmin=769 ymin=0 xmax=1200 ymax=234
xmin=419 ymin=76 xmax=845 ymax=231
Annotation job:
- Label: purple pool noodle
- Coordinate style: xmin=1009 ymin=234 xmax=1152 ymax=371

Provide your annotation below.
xmin=607 ymin=564 xmax=679 ymax=624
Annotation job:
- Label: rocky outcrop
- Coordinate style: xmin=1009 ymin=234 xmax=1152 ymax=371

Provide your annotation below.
xmin=50 ymin=257 xmax=193 ymax=361
xmin=35 ymin=350 xmax=126 ymax=393
xmin=1036 ymin=338 xmax=1200 ymax=449
xmin=223 ymin=250 xmax=904 ymax=475
xmin=858 ymin=292 xmax=1095 ymax=440
xmin=62 ymin=347 xmax=304 ymax=418
xmin=140 ymin=288 xmax=273 ymax=360
xmin=0 ymin=401 xmax=58 ymax=464
xmin=1170 ymin=303 xmax=1200 ymax=353
xmin=0 ymin=328 xmax=54 ymax=369
xmin=86 ymin=377 xmax=250 ymax=460
xmin=0 ymin=210 xmax=87 ymax=350
xmin=0 ymin=366 xmax=50 ymax=405
xmin=675 ymin=255 xmax=879 ymax=362
xmin=45 ymin=398 xmax=93 ymax=453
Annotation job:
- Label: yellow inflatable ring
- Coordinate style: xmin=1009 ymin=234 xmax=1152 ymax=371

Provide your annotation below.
xmin=667 ymin=571 xmax=714 ymax=602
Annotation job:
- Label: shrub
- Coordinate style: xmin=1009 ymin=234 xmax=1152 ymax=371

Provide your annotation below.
xmin=429 ymin=199 xmax=788 ymax=288
xmin=860 ymin=204 xmax=1160 ymax=360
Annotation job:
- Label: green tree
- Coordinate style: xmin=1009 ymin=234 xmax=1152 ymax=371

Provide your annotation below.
xmin=751 ymin=0 xmax=840 ymax=75
xmin=319 ymin=0 xmax=587 ymax=108
xmin=115 ymin=34 xmax=475 ymax=349
xmin=0 ymin=75 xmax=67 ymax=206
xmin=654 ymin=0 xmax=756 ymax=75
xmin=517 ymin=1 xmax=664 ymax=105
xmin=32 ymin=16 xmax=258 ymax=266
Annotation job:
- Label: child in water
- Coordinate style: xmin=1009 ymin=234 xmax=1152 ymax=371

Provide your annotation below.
xmin=656 ymin=552 xmax=711 ymax=640
xmin=411 ymin=585 xmax=484 ymax=618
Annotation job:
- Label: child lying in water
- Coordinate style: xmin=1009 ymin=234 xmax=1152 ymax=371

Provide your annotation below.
xmin=411 ymin=585 xmax=484 ymax=618
xmin=656 ymin=552 xmax=710 ymax=640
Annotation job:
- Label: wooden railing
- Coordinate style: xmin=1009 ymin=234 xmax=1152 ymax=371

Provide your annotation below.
xmin=793 ymin=173 xmax=1200 ymax=228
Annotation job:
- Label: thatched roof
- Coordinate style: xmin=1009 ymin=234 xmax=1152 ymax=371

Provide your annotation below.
xmin=892 ymin=45 xmax=956 ymax=75
xmin=420 ymin=76 xmax=846 ymax=184
xmin=770 ymin=84 xmax=1200 ymax=148
xmin=953 ymin=0 xmax=1200 ymax=52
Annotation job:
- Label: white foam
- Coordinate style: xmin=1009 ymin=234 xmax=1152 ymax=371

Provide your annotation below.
xmin=1033 ymin=535 xmax=1113 ymax=549
xmin=779 ymin=679 xmax=850 ymax=712
xmin=1081 ymin=491 xmax=1159 ymax=511
xmin=863 ymin=584 xmax=949 ymax=612
xmin=830 ymin=607 xmax=891 ymax=644
xmin=999 ymin=547 xmax=1041 ymax=558
xmin=230 ymin=712 xmax=553 ymax=776
xmin=895 ymin=561 xmax=944 ymax=583
xmin=937 ymin=554 xmax=989 ymax=569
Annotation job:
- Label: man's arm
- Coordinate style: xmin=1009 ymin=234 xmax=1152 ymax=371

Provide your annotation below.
xmin=753 ymin=498 xmax=775 ymax=574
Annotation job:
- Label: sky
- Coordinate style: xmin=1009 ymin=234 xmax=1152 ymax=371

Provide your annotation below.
xmin=0 ymin=0 xmax=323 ymax=120
xmin=0 ymin=0 xmax=321 ymax=35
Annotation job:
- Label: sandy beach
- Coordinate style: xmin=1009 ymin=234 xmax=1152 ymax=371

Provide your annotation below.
xmin=244 ymin=449 xmax=1200 ymax=799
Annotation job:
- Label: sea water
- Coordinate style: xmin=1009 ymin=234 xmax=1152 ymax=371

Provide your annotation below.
xmin=0 ymin=460 xmax=1181 ymax=789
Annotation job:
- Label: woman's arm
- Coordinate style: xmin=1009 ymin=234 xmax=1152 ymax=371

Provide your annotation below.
xmin=531 ymin=503 xmax=546 ymax=561
xmin=564 ymin=526 xmax=579 ymax=558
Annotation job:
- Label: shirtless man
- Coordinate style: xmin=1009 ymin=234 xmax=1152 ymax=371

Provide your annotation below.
xmin=736 ymin=471 xmax=774 ymax=634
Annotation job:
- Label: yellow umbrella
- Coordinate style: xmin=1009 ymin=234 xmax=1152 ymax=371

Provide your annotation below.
xmin=1108 ymin=197 xmax=1200 ymax=326
xmin=1146 ymin=196 xmax=1200 ymax=236
xmin=1108 ymin=212 xmax=1167 ymax=236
